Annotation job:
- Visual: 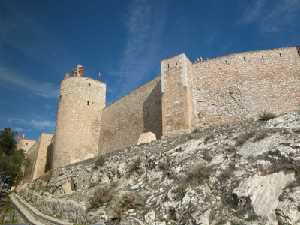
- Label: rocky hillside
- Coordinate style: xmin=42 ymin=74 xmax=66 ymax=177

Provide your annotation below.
xmin=18 ymin=111 xmax=300 ymax=225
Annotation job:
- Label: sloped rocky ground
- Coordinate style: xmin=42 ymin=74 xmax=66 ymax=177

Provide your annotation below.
xmin=18 ymin=111 xmax=300 ymax=225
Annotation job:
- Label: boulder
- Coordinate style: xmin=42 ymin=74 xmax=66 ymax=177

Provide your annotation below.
xmin=137 ymin=132 xmax=156 ymax=145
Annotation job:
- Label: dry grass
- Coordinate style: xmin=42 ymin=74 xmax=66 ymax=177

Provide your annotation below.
xmin=110 ymin=192 xmax=144 ymax=218
xmin=126 ymin=157 xmax=142 ymax=176
xmin=258 ymin=112 xmax=276 ymax=121
xmin=88 ymin=185 xmax=113 ymax=209
xmin=95 ymin=155 xmax=105 ymax=167
xmin=185 ymin=163 xmax=212 ymax=185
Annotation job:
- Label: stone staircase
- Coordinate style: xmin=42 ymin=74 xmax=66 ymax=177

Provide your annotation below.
xmin=9 ymin=193 xmax=73 ymax=225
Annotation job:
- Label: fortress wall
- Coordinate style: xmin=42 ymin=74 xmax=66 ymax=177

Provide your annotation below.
xmin=32 ymin=133 xmax=53 ymax=180
xmin=161 ymin=54 xmax=194 ymax=136
xmin=99 ymin=77 xmax=162 ymax=154
xmin=191 ymin=47 xmax=300 ymax=127
xmin=53 ymin=77 xmax=106 ymax=168
xmin=17 ymin=139 xmax=36 ymax=154
xmin=22 ymin=142 xmax=39 ymax=182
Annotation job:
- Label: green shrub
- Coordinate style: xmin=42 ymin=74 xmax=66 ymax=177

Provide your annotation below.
xmin=88 ymin=185 xmax=113 ymax=209
xmin=235 ymin=132 xmax=255 ymax=146
xmin=126 ymin=157 xmax=142 ymax=176
xmin=95 ymin=155 xmax=105 ymax=167
xmin=158 ymin=160 xmax=170 ymax=171
xmin=252 ymin=130 xmax=269 ymax=142
xmin=258 ymin=112 xmax=276 ymax=121
xmin=111 ymin=192 xmax=144 ymax=217
xmin=172 ymin=184 xmax=187 ymax=201
xmin=0 ymin=128 xmax=28 ymax=187
xmin=185 ymin=163 xmax=212 ymax=185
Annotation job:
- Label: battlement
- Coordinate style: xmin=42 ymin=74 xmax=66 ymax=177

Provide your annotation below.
xmin=194 ymin=46 xmax=300 ymax=67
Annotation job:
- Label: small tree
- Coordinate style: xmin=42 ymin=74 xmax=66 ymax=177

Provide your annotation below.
xmin=0 ymin=128 xmax=27 ymax=187
xmin=0 ymin=128 xmax=16 ymax=155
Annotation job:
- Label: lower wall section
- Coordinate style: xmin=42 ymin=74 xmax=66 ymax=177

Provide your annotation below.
xmin=99 ymin=77 xmax=162 ymax=154
xmin=32 ymin=133 xmax=53 ymax=180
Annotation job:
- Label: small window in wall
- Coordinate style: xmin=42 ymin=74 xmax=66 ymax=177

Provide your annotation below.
xmin=243 ymin=57 xmax=246 ymax=61
xmin=167 ymin=64 xmax=170 ymax=69
xmin=88 ymin=83 xmax=91 ymax=87
xmin=279 ymin=53 xmax=282 ymax=57
xmin=59 ymin=95 xmax=62 ymax=100
xmin=87 ymin=101 xmax=90 ymax=106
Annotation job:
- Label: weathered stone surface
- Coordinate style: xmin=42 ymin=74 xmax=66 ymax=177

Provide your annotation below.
xmin=16 ymin=111 xmax=300 ymax=225
xmin=234 ymin=172 xmax=295 ymax=224
xmin=137 ymin=132 xmax=157 ymax=145
xmin=53 ymin=76 xmax=106 ymax=169
xmin=276 ymin=186 xmax=300 ymax=225
xmin=62 ymin=180 xmax=74 ymax=194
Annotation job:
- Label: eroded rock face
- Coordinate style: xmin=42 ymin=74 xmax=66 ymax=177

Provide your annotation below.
xmin=234 ymin=172 xmax=295 ymax=224
xmin=137 ymin=132 xmax=157 ymax=145
xmin=18 ymin=111 xmax=300 ymax=225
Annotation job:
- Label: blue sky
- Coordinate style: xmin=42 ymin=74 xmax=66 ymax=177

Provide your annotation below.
xmin=0 ymin=0 xmax=299 ymax=139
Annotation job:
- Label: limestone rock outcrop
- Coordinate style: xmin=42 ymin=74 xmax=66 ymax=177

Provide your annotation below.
xmin=137 ymin=132 xmax=157 ymax=145
xmin=17 ymin=111 xmax=300 ymax=225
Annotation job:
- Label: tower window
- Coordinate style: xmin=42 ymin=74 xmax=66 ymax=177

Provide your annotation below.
xmin=87 ymin=101 xmax=90 ymax=106
xmin=279 ymin=53 xmax=282 ymax=57
xmin=167 ymin=64 xmax=170 ymax=69
xmin=88 ymin=83 xmax=91 ymax=87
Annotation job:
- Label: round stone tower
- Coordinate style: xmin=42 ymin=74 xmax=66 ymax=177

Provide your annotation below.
xmin=53 ymin=65 xmax=106 ymax=168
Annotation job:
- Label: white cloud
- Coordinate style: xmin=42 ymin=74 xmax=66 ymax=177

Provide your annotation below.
xmin=0 ymin=68 xmax=58 ymax=98
xmin=8 ymin=118 xmax=55 ymax=130
xmin=240 ymin=0 xmax=300 ymax=33
xmin=114 ymin=0 xmax=166 ymax=98
xmin=240 ymin=0 xmax=267 ymax=24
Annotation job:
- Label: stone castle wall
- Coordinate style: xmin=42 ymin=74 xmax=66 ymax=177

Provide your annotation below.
xmin=98 ymin=77 xmax=162 ymax=154
xmin=161 ymin=54 xmax=194 ymax=137
xmin=32 ymin=133 xmax=53 ymax=180
xmin=53 ymin=77 xmax=106 ymax=168
xmin=17 ymin=139 xmax=36 ymax=154
xmin=22 ymin=142 xmax=39 ymax=182
xmin=191 ymin=47 xmax=300 ymax=128
xmin=26 ymin=46 xmax=300 ymax=175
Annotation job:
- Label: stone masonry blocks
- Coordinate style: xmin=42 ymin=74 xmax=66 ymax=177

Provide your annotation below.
xmin=53 ymin=77 xmax=106 ymax=168
xmin=161 ymin=54 xmax=194 ymax=137
xmin=31 ymin=46 xmax=300 ymax=172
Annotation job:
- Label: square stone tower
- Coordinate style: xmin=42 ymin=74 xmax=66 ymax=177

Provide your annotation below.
xmin=161 ymin=54 xmax=194 ymax=137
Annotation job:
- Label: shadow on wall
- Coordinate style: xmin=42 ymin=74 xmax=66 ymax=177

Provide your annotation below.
xmin=143 ymin=81 xmax=162 ymax=139
xmin=45 ymin=143 xmax=53 ymax=173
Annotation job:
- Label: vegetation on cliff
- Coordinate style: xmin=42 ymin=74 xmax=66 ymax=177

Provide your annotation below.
xmin=0 ymin=128 xmax=28 ymax=189
xmin=18 ymin=111 xmax=300 ymax=225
